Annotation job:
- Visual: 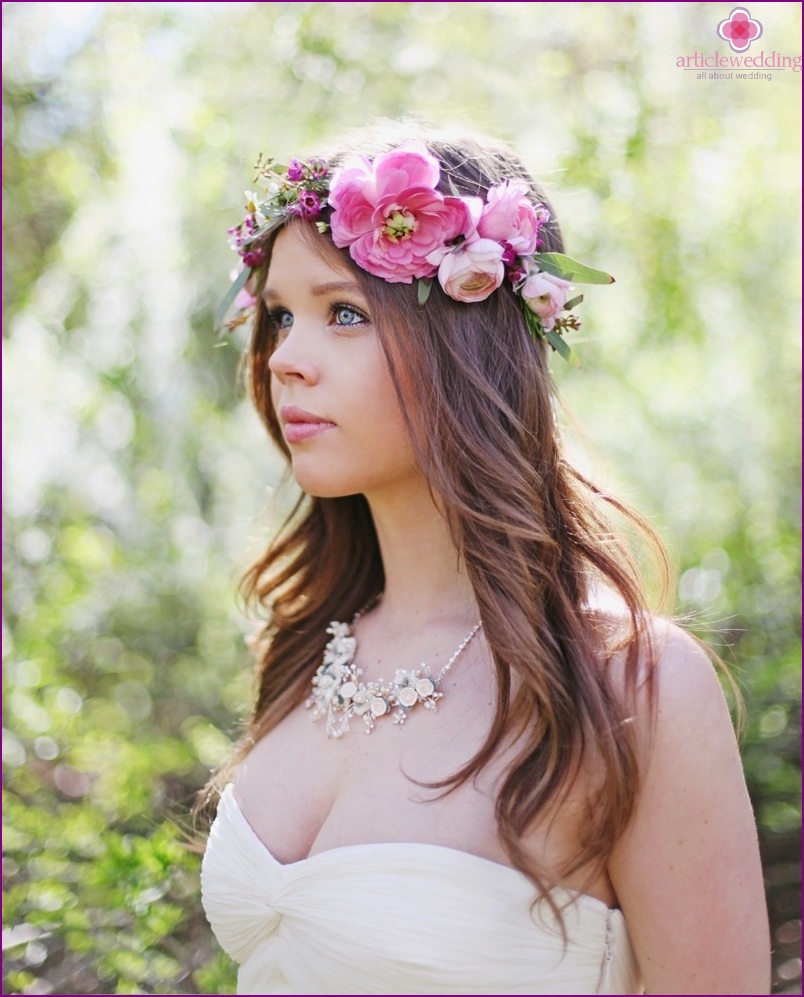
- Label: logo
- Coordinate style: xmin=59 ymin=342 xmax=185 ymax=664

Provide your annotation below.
xmin=717 ymin=7 xmax=763 ymax=53
xmin=676 ymin=5 xmax=800 ymax=79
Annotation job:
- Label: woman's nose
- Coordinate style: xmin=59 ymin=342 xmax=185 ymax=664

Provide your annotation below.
xmin=268 ymin=327 xmax=320 ymax=385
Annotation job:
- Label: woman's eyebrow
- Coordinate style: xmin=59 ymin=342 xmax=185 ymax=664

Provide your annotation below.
xmin=262 ymin=280 xmax=363 ymax=302
xmin=311 ymin=280 xmax=363 ymax=297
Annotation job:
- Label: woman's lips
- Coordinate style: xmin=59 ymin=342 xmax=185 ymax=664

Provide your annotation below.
xmin=280 ymin=406 xmax=336 ymax=444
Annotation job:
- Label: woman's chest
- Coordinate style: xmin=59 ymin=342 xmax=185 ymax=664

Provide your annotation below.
xmin=233 ymin=682 xmax=509 ymax=866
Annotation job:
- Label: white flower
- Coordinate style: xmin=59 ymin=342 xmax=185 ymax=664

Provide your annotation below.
xmin=398 ymin=687 xmax=418 ymax=708
xmin=370 ymin=697 xmax=388 ymax=717
xmin=325 ymin=634 xmax=357 ymax=666
xmin=351 ymin=690 xmax=371 ymax=715
xmin=415 ymin=678 xmax=435 ymax=698
xmin=339 ymin=681 xmax=357 ymax=700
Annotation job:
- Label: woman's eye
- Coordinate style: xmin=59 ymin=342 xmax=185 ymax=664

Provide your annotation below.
xmin=268 ymin=309 xmax=293 ymax=334
xmin=332 ymin=303 xmax=368 ymax=327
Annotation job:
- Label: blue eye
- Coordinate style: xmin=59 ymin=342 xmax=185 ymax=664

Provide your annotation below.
xmin=332 ymin=303 xmax=367 ymax=327
xmin=268 ymin=309 xmax=293 ymax=335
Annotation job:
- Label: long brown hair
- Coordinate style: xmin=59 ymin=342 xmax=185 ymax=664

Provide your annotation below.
xmin=210 ymin=128 xmax=671 ymax=899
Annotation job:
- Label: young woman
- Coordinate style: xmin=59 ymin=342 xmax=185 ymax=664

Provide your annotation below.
xmin=200 ymin=128 xmax=770 ymax=995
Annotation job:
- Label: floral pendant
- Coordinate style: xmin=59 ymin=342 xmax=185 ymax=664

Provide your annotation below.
xmin=306 ymin=621 xmax=443 ymax=738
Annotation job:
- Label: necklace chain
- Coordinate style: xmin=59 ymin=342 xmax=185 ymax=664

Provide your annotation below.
xmin=306 ymin=612 xmax=483 ymax=738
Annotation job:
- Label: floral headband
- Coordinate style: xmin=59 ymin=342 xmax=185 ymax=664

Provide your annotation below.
xmin=219 ymin=141 xmax=613 ymax=364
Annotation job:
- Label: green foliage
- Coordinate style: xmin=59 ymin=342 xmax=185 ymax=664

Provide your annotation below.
xmin=534 ymin=253 xmax=614 ymax=284
xmin=3 ymin=2 xmax=800 ymax=993
xmin=3 ymin=791 xmax=224 ymax=994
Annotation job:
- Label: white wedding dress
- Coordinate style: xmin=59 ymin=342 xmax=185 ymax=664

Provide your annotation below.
xmin=201 ymin=784 xmax=641 ymax=995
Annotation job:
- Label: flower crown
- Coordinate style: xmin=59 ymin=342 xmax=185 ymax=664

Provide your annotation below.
xmin=219 ymin=141 xmax=613 ymax=364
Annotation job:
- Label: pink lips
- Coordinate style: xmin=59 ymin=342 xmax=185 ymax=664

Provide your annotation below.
xmin=280 ymin=405 xmax=336 ymax=444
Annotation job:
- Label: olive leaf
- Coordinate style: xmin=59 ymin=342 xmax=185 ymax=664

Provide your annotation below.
xmin=534 ymin=253 xmax=615 ymax=284
xmin=215 ymin=266 xmax=251 ymax=333
xmin=546 ymin=329 xmax=581 ymax=367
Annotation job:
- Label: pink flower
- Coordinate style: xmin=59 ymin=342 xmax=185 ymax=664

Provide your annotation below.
xmin=477 ymin=181 xmax=548 ymax=257
xmin=308 ymin=158 xmax=328 ymax=179
xmin=521 ymin=271 xmax=572 ymax=330
xmin=288 ymin=190 xmax=323 ymax=219
xmin=430 ymin=238 xmax=505 ymax=303
xmin=242 ymin=247 xmax=266 ymax=268
xmin=500 ymin=242 xmax=518 ymax=266
xmin=328 ymin=143 xmax=478 ymax=283
xmin=286 ymin=159 xmax=305 ymax=182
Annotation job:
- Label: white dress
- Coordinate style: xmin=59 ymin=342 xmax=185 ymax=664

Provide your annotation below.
xmin=201 ymin=785 xmax=642 ymax=995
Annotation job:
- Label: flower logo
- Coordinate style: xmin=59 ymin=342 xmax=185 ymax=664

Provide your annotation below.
xmin=717 ymin=7 xmax=763 ymax=53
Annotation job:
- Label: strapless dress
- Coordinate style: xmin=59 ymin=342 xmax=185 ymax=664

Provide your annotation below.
xmin=201 ymin=784 xmax=641 ymax=995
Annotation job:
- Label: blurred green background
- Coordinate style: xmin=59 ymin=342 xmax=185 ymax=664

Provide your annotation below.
xmin=3 ymin=2 xmax=800 ymax=994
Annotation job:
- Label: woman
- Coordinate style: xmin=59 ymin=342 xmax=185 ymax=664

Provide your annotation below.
xmin=200 ymin=128 xmax=769 ymax=994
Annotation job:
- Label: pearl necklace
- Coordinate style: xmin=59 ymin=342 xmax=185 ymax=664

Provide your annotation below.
xmin=306 ymin=614 xmax=483 ymax=738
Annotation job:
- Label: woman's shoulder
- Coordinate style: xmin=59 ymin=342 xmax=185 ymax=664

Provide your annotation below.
xmin=632 ymin=617 xmax=739 ymax=783
xmin=589 ymin=608 xmax=727 ymax=715
xmin=647 ymin=617 xmax=728 ymax=708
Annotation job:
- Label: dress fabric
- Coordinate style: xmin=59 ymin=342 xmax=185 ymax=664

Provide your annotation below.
xmin=201 ymin=784 xmax=642 ymax=995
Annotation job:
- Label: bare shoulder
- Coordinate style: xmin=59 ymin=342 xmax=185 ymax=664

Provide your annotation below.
xmin=597 ymin=612 xmax=730 ymax=733
xmin=641 ymin=618 xmax=731 ymax=731
xmin=646 ymin=616 xmax=722 ymax=685
xmin=606 ymin=617 xmax=771 ymax=994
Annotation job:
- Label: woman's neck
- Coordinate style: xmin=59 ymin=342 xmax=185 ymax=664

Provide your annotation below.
xmin=366 ymin=481 xmax=478 ymax=629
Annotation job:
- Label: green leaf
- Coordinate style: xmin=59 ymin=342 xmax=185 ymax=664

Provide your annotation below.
xmin=417 ymin=278 xmax=433 ymax=306
xmin=534 ymin=253 xmax=615 ymax=284
xmin=546 ymin=329 xmax=581 ymax=366
xmin=214 ymin=266 xmax=251 ymax=332
xmin=522 ymin=305 xmax=544 ymax=343
xmin=564 ymin=294 xmax=584 ymax=311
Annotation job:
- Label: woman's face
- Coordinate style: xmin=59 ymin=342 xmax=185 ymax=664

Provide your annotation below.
xmin=267 ymin=224 xmax=422 ymax=501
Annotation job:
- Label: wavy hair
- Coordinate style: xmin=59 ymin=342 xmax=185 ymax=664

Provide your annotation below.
xmin=207 ymin=128 xmax=671 ymax=903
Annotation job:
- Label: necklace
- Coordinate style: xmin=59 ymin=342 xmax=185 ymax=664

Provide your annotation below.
xmin=306 ymin=611 xmax=483 ymax=738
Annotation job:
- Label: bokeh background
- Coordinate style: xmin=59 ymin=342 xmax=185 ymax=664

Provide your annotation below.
xmin=3 ymin=2 xmax=801 ymax=994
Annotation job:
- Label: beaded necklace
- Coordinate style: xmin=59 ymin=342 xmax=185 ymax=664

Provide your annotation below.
xmin=306 ymin=609 xmax=483 ymax=738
